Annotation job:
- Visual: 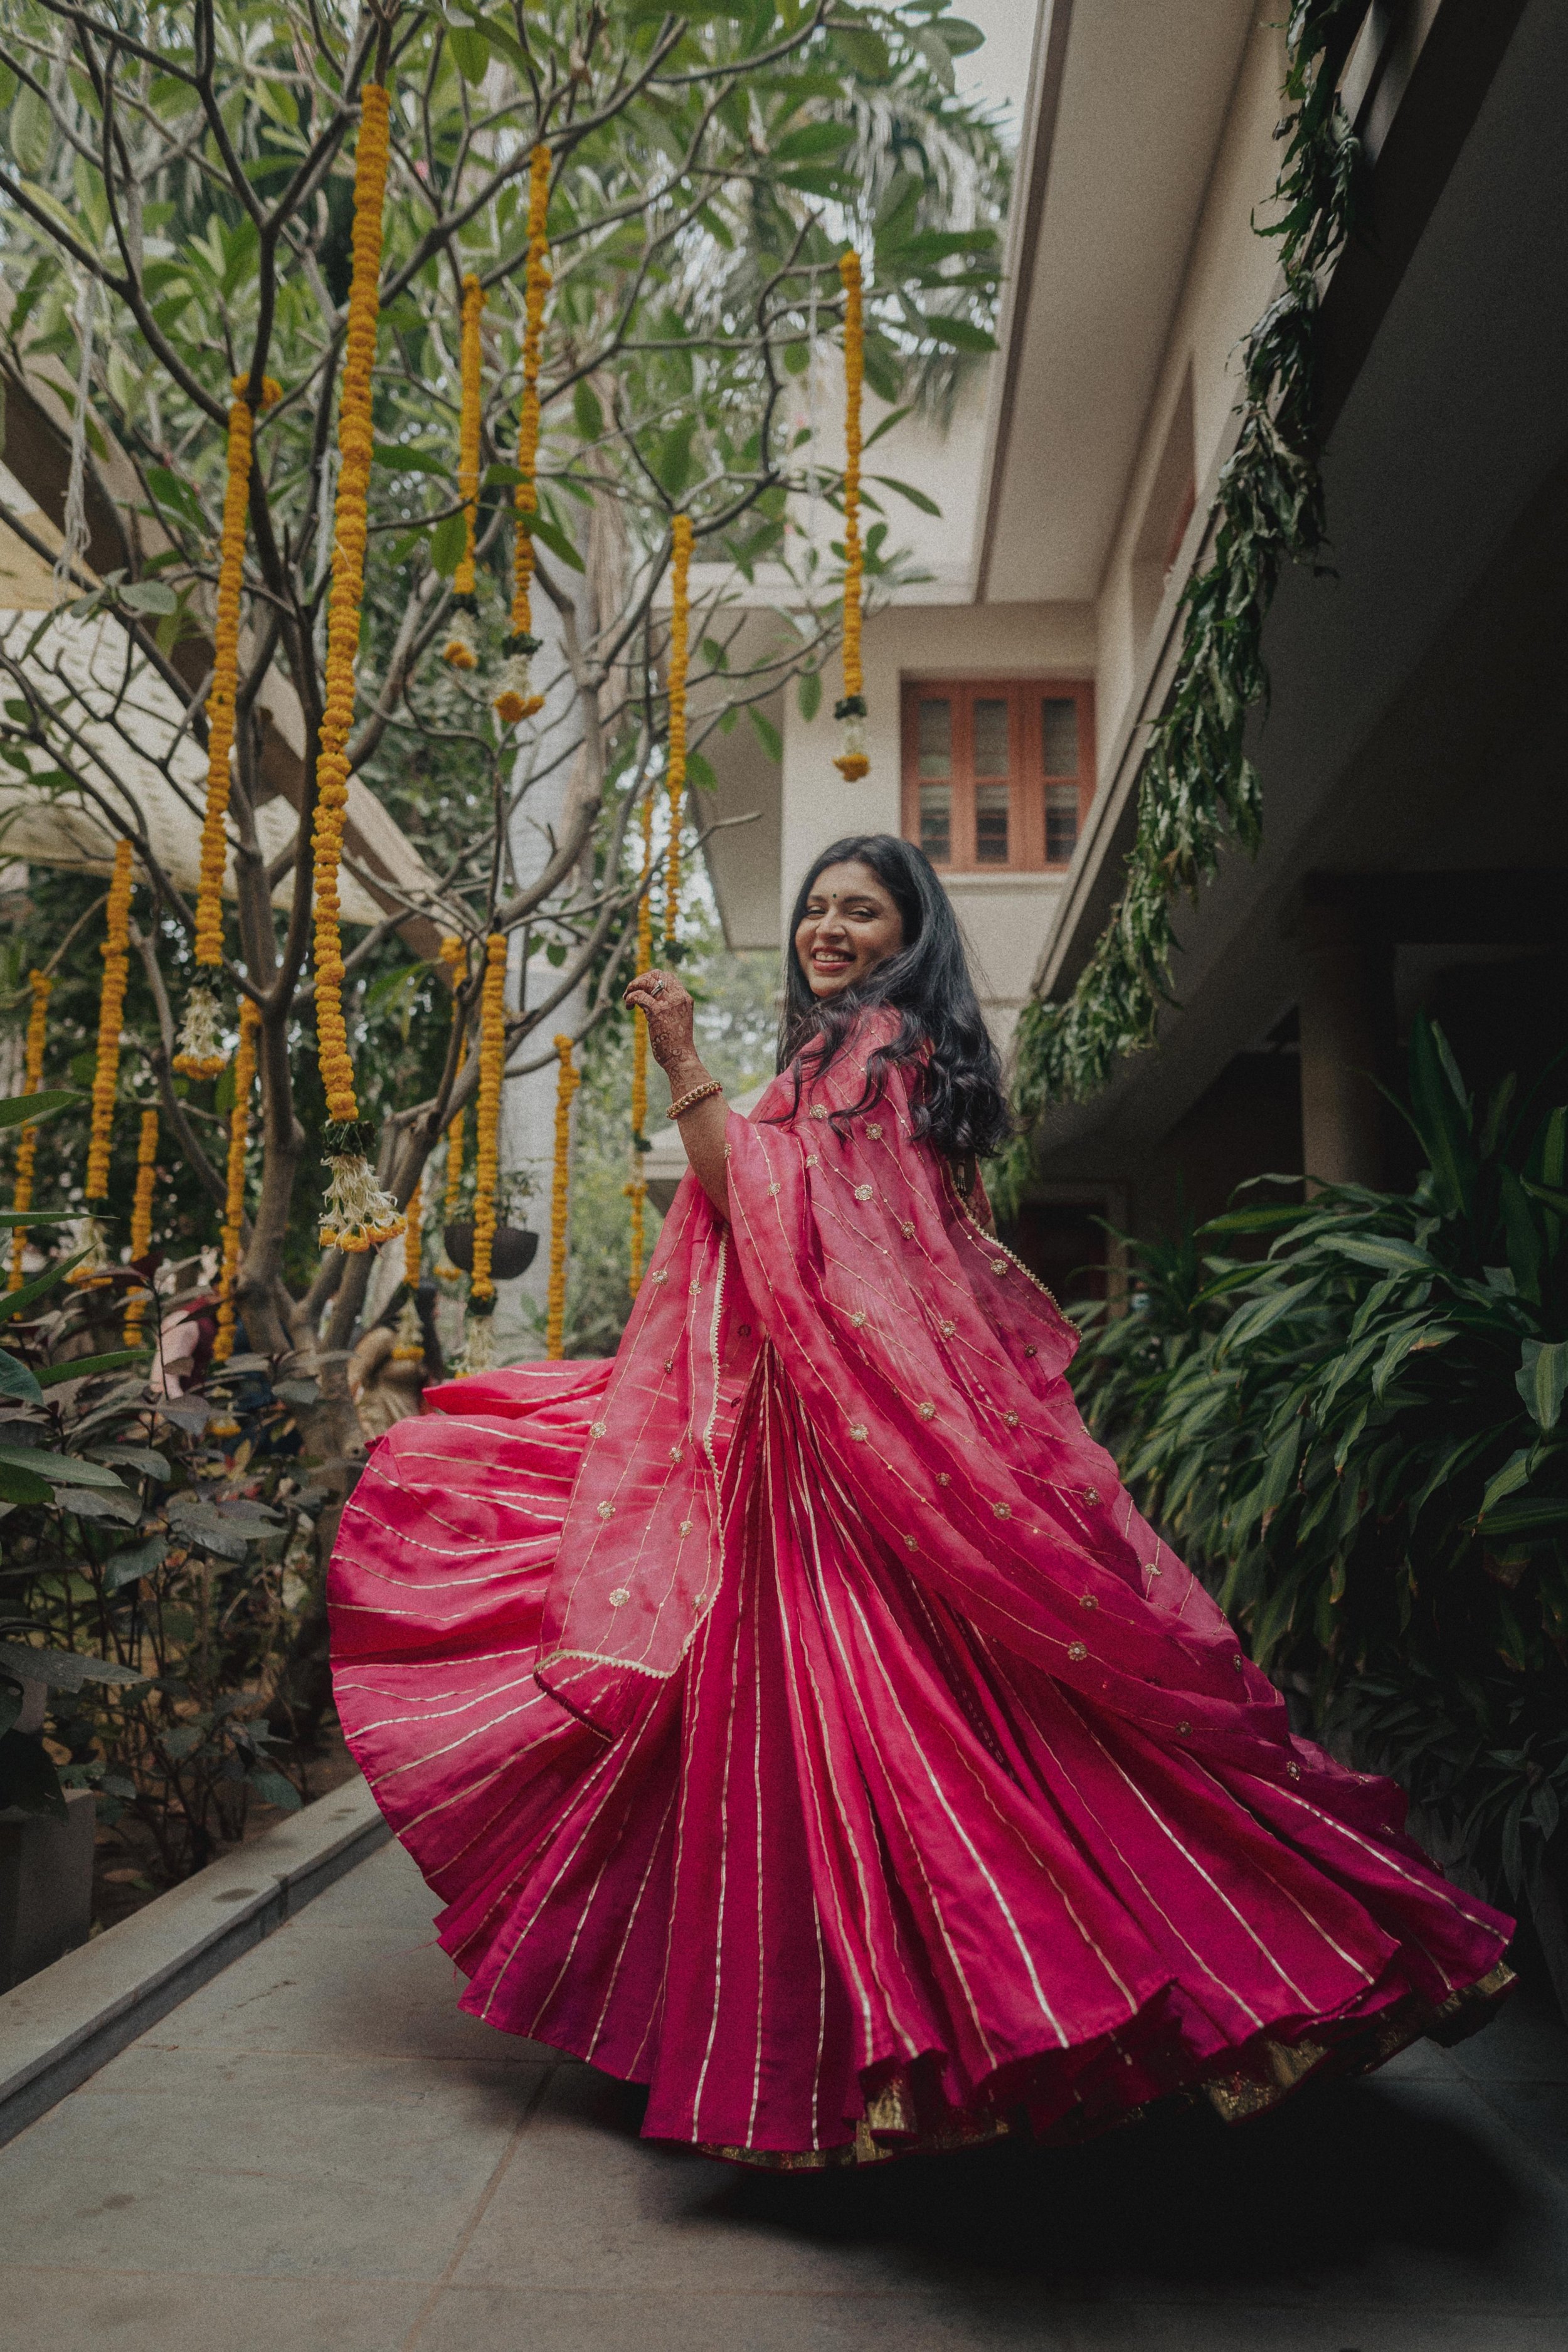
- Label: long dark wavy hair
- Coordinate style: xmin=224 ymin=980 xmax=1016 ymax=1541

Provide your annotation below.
xmin=775 ymin=834 xmax=1012 ymax=1158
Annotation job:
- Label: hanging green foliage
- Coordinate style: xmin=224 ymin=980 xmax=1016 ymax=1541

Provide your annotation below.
xmin=997 ymin=0 xmax=1365 ymax=1207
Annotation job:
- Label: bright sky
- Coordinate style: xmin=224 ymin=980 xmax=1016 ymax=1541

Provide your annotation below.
xmin=951 ymin=0 xmax=1043 ymax=146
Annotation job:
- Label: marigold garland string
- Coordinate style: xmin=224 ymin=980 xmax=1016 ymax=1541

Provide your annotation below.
xmin=442 ymin=274 xmax=485 ymax=671
xmin=433 ymin=932 xmax=468 ymax=1277
xmin=8 ymin=968 xmax=52 ymax=1293
xmin=546 ymin=1031 xmax=580 ymax=1362
xmin=459 ymin=933 xmax=508 ymax=1375
xmin=834 ymin=248 xmax=869 ymax=783
xmin=122 ymin=1107 xmax=159 ymax=1346
xmin=71 ymin=838 xmax=133 ymax=1285
xmin=175 ymin=373 xmax=282 ymax=1080
xmin=494 ymin=145 xmax=552 ymax=728
xmin=311 ymin=83 xmax=404 ymax=1256
xmin=662 ymin=513 xmax=693 ymax=951
xmin=212 ymin=995 xmax=259 ymax=1370
xmin=625 ymin=785 xmax=655 ymax=1299
xmin=391 ymin=1179 xmax=425 ymax=1362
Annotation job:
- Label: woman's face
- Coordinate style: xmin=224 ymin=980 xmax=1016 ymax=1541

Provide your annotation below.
xmin=795 ymin=859 xmax=906 ymax=999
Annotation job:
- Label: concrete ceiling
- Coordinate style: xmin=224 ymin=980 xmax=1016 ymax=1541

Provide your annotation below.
xmin=980 ymin=0 xmax=1258 ymax=604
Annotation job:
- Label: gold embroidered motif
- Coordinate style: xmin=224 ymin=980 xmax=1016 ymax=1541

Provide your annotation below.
xmin=918 ymin=1402 xmax=935 ymax=1421
xmin=768 ymin=1182 xmax=781 ymax=1197
xmin=805 ymin=1153 xmax=819 ymax=1167
xmin=940 ymin=1320 xmax=956 ymax=1337
xmin=1079 ymin=1594 xmax=1097 ymax=1609
xmin=901 ymin=1221 xmax=915 ymax=1238
xmin=679 ymin=1519 xmax=695 ymax=1535
xmin=993 ymin=1502 xmax=1010 ymax=1519
xmin=651 ymin=1270 xmax=668 ymax=1285
xmin=850 ymin=1310 xmax=867 ymax=1328
xmin=1287 ymin=1761 xmax=1301 ymax=1779
xmin=1069 ymin=1642 xmax=1087 ymax=1661
xmin=1024 ymin=1345 xmax=1037 ymax=1358
xmin=1004 ymin=1411 xmax=1019 ymax=1428
xmin=811 ymin=1104 xmax=828 ymax=1120
xmin=1177 ymin=1720 xmax=1191 ymax=1735
xmin=854 ymin=1185 xmax=873 ymax=1202
xmin=590 ymin=1421 xmax=607 ymax=1438
xmin=596 ymin=1502 xmax=615 ymax=1520
xmin=849 ymin=1422 xmax=868 ymax=1441
xmin=904 ymin=1535 xmax=918 ymax=1551
xmin=937 ymin=1472 xmax=950 ymax=1485
xmin=867 ymin=1123 xmax=883 ymax=1139
xmin=1084 ymin=1487 xmax=1101 ymax=1504
xmin=990 ymin=1258 xmax=1008 ymax=1275
xmin=1233 ymin=1653 xmax=1245 ymax=1669
xmin=608 ymin=1587 xmax=630 ymax=1606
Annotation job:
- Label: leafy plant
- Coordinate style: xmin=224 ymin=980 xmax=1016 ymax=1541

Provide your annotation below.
xmin=1070 ymin=1014 xmax=1568 ymax=1899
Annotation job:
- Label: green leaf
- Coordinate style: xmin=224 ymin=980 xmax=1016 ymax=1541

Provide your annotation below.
xmin=1318 ymin=1234 xmax=1438 ymax=1277
xmin=572 ymin=381 xmax=605 ymax=442
xmin=1479 ymin=1449 xmax=1535 ymax=1518
xmin=771 ymin=121 xmax=854 ymax=163
xmin=797 ymin=669 xmax=822 ymax=723
xmin=0 ymin=1444 xmax=125 ymax=1490
xmin=686 ymin=750 xmax=718 ymax=795
xmin=0 ymin=1089 xmax=76 ymax=1131
xmin=9 ymin=85 xmax=53 ymax=176
xmin=521 ymin=510 xmax=585 ymax=573
xmin=911 ymin=312 xmax=997 ymax=355
xmin=747 ymin=705 xmax=783 ymax=763
xmin=1477 ymin=1498 xmax=1568 ymax=1540
xmin=0 ymin=1251 xmax=86 ymax=1327
xmin=246 ymin=1767 xmax=303 ymax=1811
xmin=118 ymin=581 xmax=177 ymax=616
xmin=0 ymin=1459 xmax=51 ymax=1505
xmin=106 ymin=1535 xmax=169 ymax=1591
xmin=871 ymin=475 xmax=941 ymax=516
xmin=430 ymin=510 xmax=467 ymax=578
xmin=1518 ymin=1340 xmax=1568 ymax=1433
xmin=1407 ymin=1010 xmax=1476 ymax=1218
xmin=38 ymin=1351 xmax=142 ymax=1387
xmin=0 ymin=1351 xmax=43 ymax=1405
xmin=448 ymin=24 xmax=490 ymax=82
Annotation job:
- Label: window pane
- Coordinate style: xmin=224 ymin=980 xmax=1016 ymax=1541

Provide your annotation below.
xmin=973 ymin=697 xmax=1009 ymax=777
xmin=975 ymin=783 xmax=1009 ymax=864
xmin=917 ymin=697 xmax=952 ymax=779
xmin=1046 ymin=782 xmax=1079 ymax=864
xmin=919 ymin=783 xmax=951 ymax=864
xmin=1042 ymin=696 xmax=1079 ymax=776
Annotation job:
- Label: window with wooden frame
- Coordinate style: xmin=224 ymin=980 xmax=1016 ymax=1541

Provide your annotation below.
xmin=899 ymin=679 xmax=1096 ymax=874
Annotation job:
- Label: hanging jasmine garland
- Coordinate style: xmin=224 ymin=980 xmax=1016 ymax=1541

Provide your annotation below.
xmin=442 ymin=273 xmax=485 ymax=670
xmin=213 ymin=995 xmax=260 ymax=1368
xmin=123 ymin=1106 xmax=159 ymax=1346
xmin=834 ymin=248 xmax=869 ymax=783
xmin=494 ymin=144 xmax=552 ymax=728
xmin=546 ymin=1031 xmax=579 ymax=1362
xmin=72 ymin=837 xmax=133 ymax=1285
xmin=8 ymin=968 xmax=52 ymax=1292
xmin=459 ymin=932 xmax=508 ymax=1375
xmin=175 ymin=373 xmax=282 ymax=1079
xmin=311 ymin=83 xmax=405 ymax=1256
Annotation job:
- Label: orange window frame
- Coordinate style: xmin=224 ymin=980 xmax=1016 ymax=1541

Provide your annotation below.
xmin=899 ymin=678 xmax=1096 ymax=874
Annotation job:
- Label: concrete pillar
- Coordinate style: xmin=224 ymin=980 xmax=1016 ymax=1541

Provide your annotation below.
xmin=1298 ymin=899 xmax=1396 ymax=1190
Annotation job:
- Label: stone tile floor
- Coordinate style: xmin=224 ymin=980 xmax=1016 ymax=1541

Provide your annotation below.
xmin=1 ymin=1836 xmax=1565 ymax=2351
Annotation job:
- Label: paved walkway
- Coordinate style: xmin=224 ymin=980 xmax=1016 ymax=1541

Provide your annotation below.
xmin=2 ymin=1837 xmax=1565 ymax=2351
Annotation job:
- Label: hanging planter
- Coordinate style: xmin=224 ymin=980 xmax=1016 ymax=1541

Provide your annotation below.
xmin=441 ymin=1219 xmax=538 ymax=1281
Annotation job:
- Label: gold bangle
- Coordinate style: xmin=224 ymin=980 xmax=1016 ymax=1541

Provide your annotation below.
xmin=667 ymin=1078 xmax=723 ymax=1122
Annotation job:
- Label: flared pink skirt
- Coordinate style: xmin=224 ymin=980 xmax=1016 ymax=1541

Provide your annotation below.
xmin=329 ymin=1353 xmax=1512 ymax=2164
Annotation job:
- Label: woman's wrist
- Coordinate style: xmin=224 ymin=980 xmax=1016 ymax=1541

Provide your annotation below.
xmin=660 ymin=1054 xmax=713 ymax=1099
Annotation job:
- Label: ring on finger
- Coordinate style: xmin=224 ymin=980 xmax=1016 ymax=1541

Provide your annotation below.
xmin=650 ymin=975 xmax=666 ymax=997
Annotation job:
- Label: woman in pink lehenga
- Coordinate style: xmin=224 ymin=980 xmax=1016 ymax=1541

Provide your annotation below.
xmin=329 ymin=834 xmax=1513 ymax=2167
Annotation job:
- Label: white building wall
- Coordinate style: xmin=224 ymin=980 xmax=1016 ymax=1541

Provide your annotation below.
xmin=1093 ymin=10 xmax=1286 ymax=748
xmin=780 ymin=599 xmax=1094 ymax=1052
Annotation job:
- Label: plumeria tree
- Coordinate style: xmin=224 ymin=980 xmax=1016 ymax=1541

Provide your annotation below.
xmin=0 ymin=0 xmax=1004 ymax=1451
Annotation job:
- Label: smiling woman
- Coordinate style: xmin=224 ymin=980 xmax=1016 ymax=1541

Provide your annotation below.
xmin=332 ymin=830 xmax=1512 ymax=2171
